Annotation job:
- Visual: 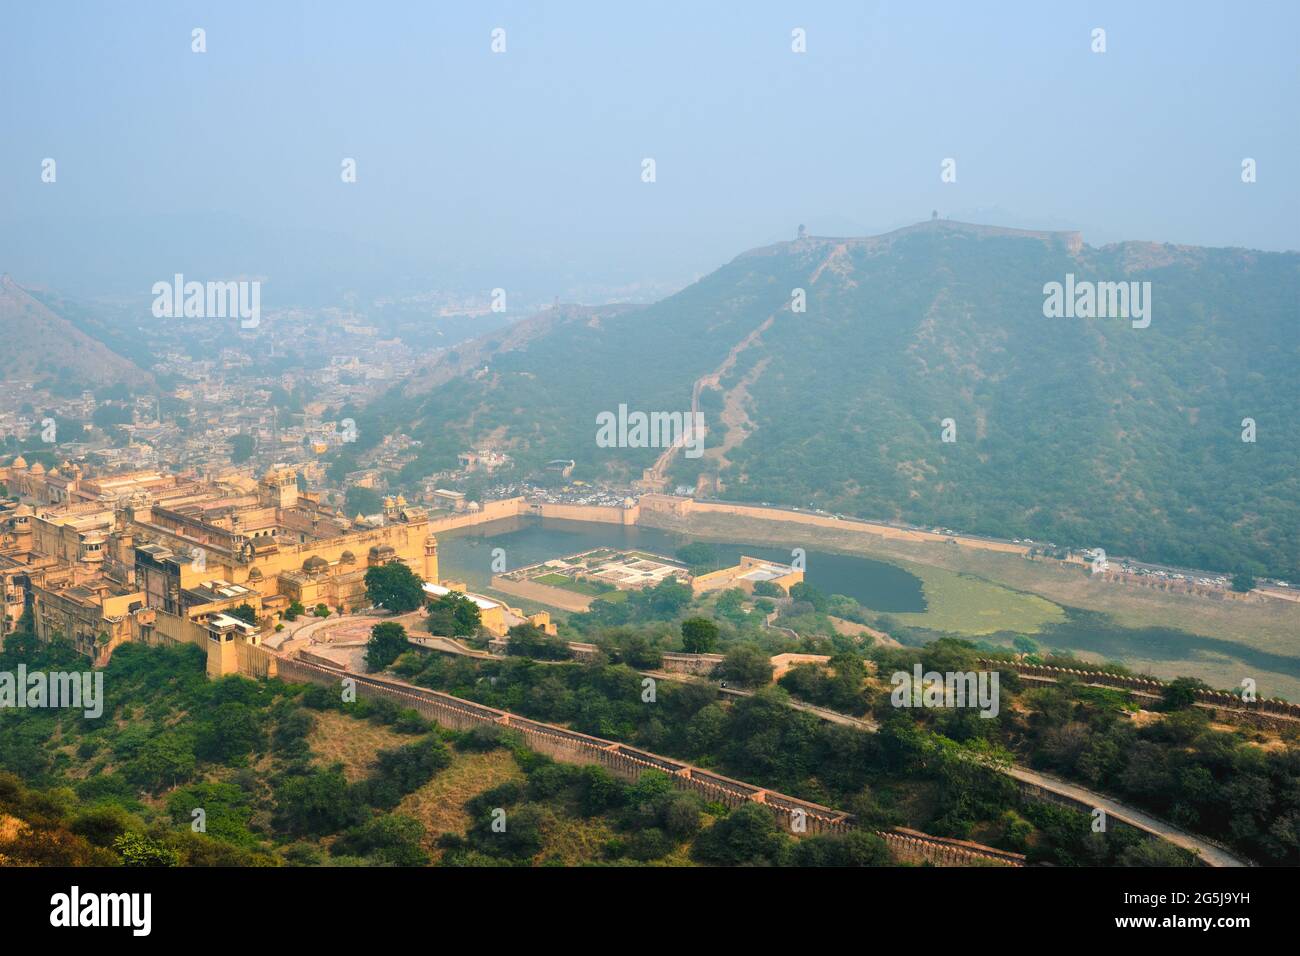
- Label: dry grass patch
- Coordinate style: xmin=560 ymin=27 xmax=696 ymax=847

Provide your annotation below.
xmin=535 ymin=812 xmax=617 ymax=866
xmin=397 ymin=747 xmax=524 ymax=848
xmin=307 ymin=709 xmax=410 ymax=782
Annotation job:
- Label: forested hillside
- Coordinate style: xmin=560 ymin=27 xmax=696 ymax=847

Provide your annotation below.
xmin=385 ymin=220 xmax=1299 ymax=577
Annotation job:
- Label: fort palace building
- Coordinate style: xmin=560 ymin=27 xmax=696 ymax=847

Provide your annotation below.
xmin=0 ymin=459 xmax=441 ymax=665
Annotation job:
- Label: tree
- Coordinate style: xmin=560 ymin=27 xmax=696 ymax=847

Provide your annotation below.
xmin=166 ymin=782 xmax=257 ymax=848
xmin=364 ymin=561 xmax=425 ymax=613
xmin=92 ymin=404 xmax=133 ymax=429
xmin=639 ymin=577 xmax=693 ymax=616
xmin=468 ymin=802 xmax=549 ymax=860
xmin=675 ymin=542 xmax=718 ymax=572
xmin=823 ymin=652 xmax=869 ymax=713
xmin=228 ymin=603 xmax=258 ymax=625
xmin=70 ymin=805 xmax=136 ymax=847
xmin=345 ymin=485 xmax=384 ymax=516
xmin=752 ymin=580 xmax=785 ymax=598
xmin=684 ymin=703 xmax=728 ymax=757
xmin=505 ymin=622 xmax=569 ymax=660
xmin=719 ymin=644 xmax=772 ymax=687
xmin=332 ymin=813 xmax=429 ymax=866
xmin=791 ymin=830 xmax=892 ymax=866
xmin=680 ymin=617 xmax=719 ymax=654
xmin=578 ymin=766 xmax=625 ymax=816
xmin=1231 ymin=571 xmax=1255 ymax=593
xmin=195 ymin=701 xmax=265 ymax=761
xmin=272 ymin=767 xmax=365 ymax=836
xmin=790 ymin=581 xmax=828 ymax=612
xmin=230 ymin=434 xmax=255 ymax=464
xmin=1118 ymin=838 xmax=1196 ymax=867
xmin=427 ymin=592 xmax=481 ymax=637
xmin=366 ymin=622 xmax=409 ymax=672
xmin=364 ymin=736 xmax=452 ymax=807
xmin=1160 ymin=676 xmax=1207 ymax=711
xmin=125 ymin=732 xmax=197 ymax=792
xmin=113 ymin=832 xmax=181 ymax=867
xmin=605 ymin=629 xmax=662 ymax=668
xmin=692 ymin=802 xmax=789 ymax=865
xmin=714 ymin=588 xmax=747 ymax=625
xmin=1012 ymin=635 xmax=1039 ymax=655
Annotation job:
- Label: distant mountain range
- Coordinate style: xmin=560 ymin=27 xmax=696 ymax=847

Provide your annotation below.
xmin=0 ymin=275 xmax=150 ymax=389
xmin=380 ymin=219 xmax=1300 ymax=578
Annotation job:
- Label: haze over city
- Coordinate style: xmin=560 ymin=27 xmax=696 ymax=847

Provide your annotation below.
xmin=2 ymin=0 xmax=1297 ymax=303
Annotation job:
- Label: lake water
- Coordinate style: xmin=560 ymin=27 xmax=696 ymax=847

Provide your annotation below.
xmin=436 ymin=516 xmax=926 ymax=613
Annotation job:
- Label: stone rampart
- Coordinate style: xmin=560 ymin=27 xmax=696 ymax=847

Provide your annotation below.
xmin=660 ymin=652 xmax=726 ymax=676
xmin=274 ymin=656 xmax=1023 ymax=866
xmin=978 ymin=659 xmax=1300 ymax=719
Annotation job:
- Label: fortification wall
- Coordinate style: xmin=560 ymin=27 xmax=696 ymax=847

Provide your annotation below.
xmin=137 ymin=608 xmax=210 ymax=650
xmin=531 ymin=501 xmax=638 ymax=526
xmin=426 ymin=497 xmax=526 ymax=533
xmin=979 ymin=659 xmax=1300 ymax=720
xmin=274 ymin=656 xmax=1022 ymax=866
xmin=236 ymin=639 xmax=277 ymax=678
xmin=880 ymin=828 xmax=1026 ymax=867
xmin=660 ymin=651 xmax=725 ymax=676
xmin=637 ymin=495 xmax=1031 ymax=556
xmin=1098 ymin=571 xmax=1251 ymax=601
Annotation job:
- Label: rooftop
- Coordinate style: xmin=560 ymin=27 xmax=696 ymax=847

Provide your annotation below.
xmin=423 ymin=581 xmax=501 ymax=611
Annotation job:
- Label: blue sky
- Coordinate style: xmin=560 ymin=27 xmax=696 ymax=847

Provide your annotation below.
xmin=1 ymin=0 xmax=1296 ymax=300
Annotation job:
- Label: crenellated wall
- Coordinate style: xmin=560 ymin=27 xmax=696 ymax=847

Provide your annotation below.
xmin=275 ymin=656 xmax=1024 ymax=866
xmin=980 ymin=659 xmax=1300 ymax=721
xmin=637 ymin=494 xmax=1032 ymax=555
xmin=425 ymin=497 xmax=528 ymax=533
xmin=659 ymin=651 xmax=725 ymax=675
xmin=529 ymin=501 xmax=639 ymax=526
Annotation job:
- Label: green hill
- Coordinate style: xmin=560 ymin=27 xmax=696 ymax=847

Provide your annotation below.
xmin=384 ymin=220 xmax=1299 ymax=578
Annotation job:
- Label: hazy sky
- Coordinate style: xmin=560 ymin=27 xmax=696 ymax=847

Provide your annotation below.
xmin=2 ymin=0 xmax=1297 ymax=301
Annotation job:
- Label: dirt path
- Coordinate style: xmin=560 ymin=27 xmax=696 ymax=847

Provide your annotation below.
xmin=1006 ymin=766 xmax=1249 ymax=867
xmin=828 ymin=615 xmax=900 ymax=646
xmin=489 ymin=576 xmax=594 ymax=612
xmin=643 ymin=666 xmax=1249 ymax=866
xmin=644 ymin=313 xmax=776 ymax=489
xmin=408 ymin=634 xmax=495 ymax=659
